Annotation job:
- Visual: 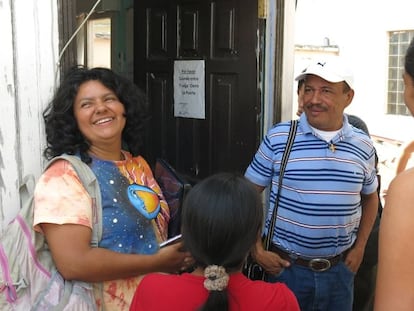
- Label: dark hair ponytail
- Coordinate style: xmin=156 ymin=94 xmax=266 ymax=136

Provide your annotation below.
xmin=181 ymin=172 xmax=263 ymax=311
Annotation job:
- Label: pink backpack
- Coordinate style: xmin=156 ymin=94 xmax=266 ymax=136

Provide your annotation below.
xmin=0 ymin=155 xmax=102 ymax=310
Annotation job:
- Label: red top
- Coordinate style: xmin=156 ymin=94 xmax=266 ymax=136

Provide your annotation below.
xmin=130 ymin=272 xmax=300 ymax=311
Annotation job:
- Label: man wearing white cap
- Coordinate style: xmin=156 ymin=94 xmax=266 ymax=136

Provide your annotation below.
xmin=245 ymin=58 xmax=379 ymax=311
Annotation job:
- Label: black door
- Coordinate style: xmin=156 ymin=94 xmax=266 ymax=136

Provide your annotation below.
xmin=134 ymin=0 xmax=260 ymax=180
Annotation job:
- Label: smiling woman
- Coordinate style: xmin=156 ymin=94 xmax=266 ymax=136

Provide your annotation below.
xmin=73 ymin=80 xmax=127 ymax=159
xmin=34 ymin=66 xmax=192 ymax=310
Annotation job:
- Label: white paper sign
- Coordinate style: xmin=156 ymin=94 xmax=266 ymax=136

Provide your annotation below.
xmin=174 ymin=60 xmax=205 ymax=119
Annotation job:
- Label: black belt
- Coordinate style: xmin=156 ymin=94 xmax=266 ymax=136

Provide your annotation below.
xmin=269 ymin=244 xmax=348 ymax=272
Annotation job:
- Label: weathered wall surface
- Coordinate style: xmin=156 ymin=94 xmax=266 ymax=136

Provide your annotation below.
xmin=0 ymin=0 xmax=58 ymax=230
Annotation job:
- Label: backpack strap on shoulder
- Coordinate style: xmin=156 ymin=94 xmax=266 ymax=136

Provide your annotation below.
xmin=45 ymin=155 xmax=102 ymax=247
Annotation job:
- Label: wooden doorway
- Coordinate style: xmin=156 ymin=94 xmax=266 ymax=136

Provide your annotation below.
xmin=134 ymin=0 xmax=260 ymax=180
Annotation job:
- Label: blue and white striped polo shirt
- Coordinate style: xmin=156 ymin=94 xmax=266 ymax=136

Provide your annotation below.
xmin=245 ymin=114 xmax=378 ymax=258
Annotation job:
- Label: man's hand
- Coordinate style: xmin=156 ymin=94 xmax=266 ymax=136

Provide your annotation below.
xmin=343 ymin=245 xmax=364 ymax=273
xmin=252 ymin=238 xmax=290 ymax=275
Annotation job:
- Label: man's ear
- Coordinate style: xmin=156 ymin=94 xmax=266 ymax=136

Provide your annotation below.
xmin=344 ymin=89 xmax=355 ymax=108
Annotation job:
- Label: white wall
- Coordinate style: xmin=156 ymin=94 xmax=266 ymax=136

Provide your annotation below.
xmin=264 ymin=0 xmax=296 ymax=134
xmin=0 ymin=0 xmax=59 ymax=229
xmin=294 ymin=0 xmax=414 ymax=143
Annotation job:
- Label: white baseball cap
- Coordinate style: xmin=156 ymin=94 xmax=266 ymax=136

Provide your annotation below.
xmin=295 ymin=58 xmax=354 ymax=90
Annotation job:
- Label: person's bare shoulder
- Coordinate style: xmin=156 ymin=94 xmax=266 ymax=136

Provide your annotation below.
xmin=385 ymin=167 xmax=414 ymax=212
xmin=389 ymin=167 xmax=414 ymax=189
xmin=402 ymin=140 xmax=414 ymax=152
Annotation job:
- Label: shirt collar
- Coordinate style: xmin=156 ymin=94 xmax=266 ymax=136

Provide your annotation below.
xmin=298 ymin=113 xmax=353 ymax=140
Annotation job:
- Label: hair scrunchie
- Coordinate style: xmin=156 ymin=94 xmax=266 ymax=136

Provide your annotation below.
xmin=203 ymin=265 xmax=229 ymax=291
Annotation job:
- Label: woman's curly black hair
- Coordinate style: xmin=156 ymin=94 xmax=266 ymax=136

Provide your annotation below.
xmin=43 ymin=66 xmax=149 ymax=163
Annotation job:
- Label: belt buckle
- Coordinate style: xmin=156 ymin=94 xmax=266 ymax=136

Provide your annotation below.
xmin=308 ymin=258 xmax=331 ymax=272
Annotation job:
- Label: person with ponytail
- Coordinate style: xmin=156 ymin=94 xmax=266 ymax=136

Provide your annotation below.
xmin=130 ymin=172 xmax=299 ymax=311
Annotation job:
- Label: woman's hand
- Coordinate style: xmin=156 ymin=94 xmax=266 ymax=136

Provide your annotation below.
xmin=155 ymin=242 xmax=194 ymax=274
